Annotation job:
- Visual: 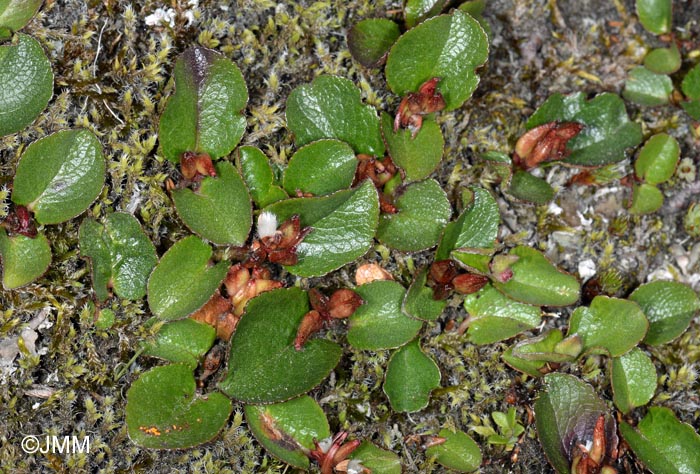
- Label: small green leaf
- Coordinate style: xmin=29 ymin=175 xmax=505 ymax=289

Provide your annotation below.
xmin=644 ymin=44 xmax=681 ymax=74
xmin=12 ymin=129 xmax=105 ymax=225
xmin=172 ymin=161 xmax=252 ymax=245
xmin=142 ymin=319 xmax=216 ymax=370
xmin=380 ymin=112 xmax=444 ymax=182
xmin=629 ymin=182 xmax=664 ymax=215
xmin=348 ymin=441 xmax=402 ymax=474
xmin=383 ymin=339 xmax=440 ymax=412
xmin=404 ymin=0 xmax=447 ymax=28
xmin=568 ymin=296 xmax=648 ymax=357
xmin=535 ymin=373 xmax=617 ymax=474
xmin=402 ymin=267 xmax=446 ymax=321
xmin=636 ymin=0 xmax=672 ymax=35
xmin=347 ymin=18 xmax=400 ymax=68
xmin=681 ymin=100 xmax=700 ymax=120
xmin=94 ymin=308 xmax=115 ymax=330
xmin=0 ymin=1 xmax=43 ymax=39
xmin=452 ymin=248 xmax=493 ymax=275
xmin=502 ymin=329 xmax=565 ymax=377
xmin=611 ymin=348 xmax=657 ymax=414
xmin=463 ymin=284 xmax=541 ymax=345
xmin=425 ymin=428 xmax=481 ymax=473
xmin=245 ymin=396 xmax=330 ymax=469
xmin=623 ymin=66 xmax=673 ymax=106
xmin=126 ymin=364 xmax=232 ymax=449
xmin=265 ymin=180 xmax=379 ymax=277
xmin=507 ymin=171 xmax=554 ymax=205
xmin=620 ymin=407 xmax=700 ymax=474
xmin=0 ymin=228 xmax=50 ymax=289
xmin=348 ymin=280 xmax=423 ymax=350
xmin=682 ymin=64 xmax=700 ymax=100
xmin=492 ymin=246 xmax=580 ymax=307
xmin=629 ymin=281 xmax=700 ymax=346
xmin=218 ymin=287 xmax=342 ymax=403
xmin=159 ymin=46 xmax=248 ymax=163
xmin=635 ymin=133 xmax=680 ymax=185
xmin=386 ymin=10 xmax=489 ymax=110
xmin=377 ymin=179 xmax=451 ymax=252
xmin=147 ymin=236 xmax=229 ymax=321
xmin=0 ymin=33 xmax=52 ymax=136
xmin=283 ymin=139 xmax=357 ymax=196
xmin=286 ymin=75 xmax=384 ymax=156
xmin=527 ymin=92 xmax=643 ymax=166
xmin=236 ymin=146 xmax=287 ymax=208
xmin=79 ymin=213 xmax=158 ymax=302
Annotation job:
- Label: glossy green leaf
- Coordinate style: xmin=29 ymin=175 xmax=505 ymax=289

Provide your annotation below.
xmin=436 ymin=186 xmax=499 ymax=261
xmin=404 ymin=0 xmax=447 ymax=28
xmin=0 ymin=1 xmax=43 ymax=38
xmin=425 ymin=428 xmax=481 ymax=473
xmin=526 ymin=92 xmax=643 ymax=166
xmin=507 ymin=171 xmax=554 ymax=205
xmin=682 ymin=64 xmax=700 ymax=100
xmin=236 ymin=146 xmax=287 ymax=208
xmin=386 ymin=10 xmax=489 ymax=110
xmin=492 ymin=246 xmax=580 ymax=307
xmin=12 ymin=129 xmax=105 ymax=225
xmin=159 ymin=46 xmax=248 ymax=163
xmin=463 ymin=284 xmax=541 ymax=345
xmin=402 ymin=267 xmax=446 ymax=321
xmin=147 ymin=236 xmax=229 ymax=321
xmin=635 ymin=133 xmax=680 ymax=185
xmin=172 ymin=161 xmax=252 ymax=245
xmin=347 ymin=18 xmax=400 ymax=68
xmin=620 ymin=407 xmax=700 ymax=474
xmin=452 ymin=248 xmax=493 ymax=275
xmin=629 ymin=281 xmax=700 ymax=346
xmin=0 ymin=228 xmax=50 ymax=289
xmin=623 ymin=66 xmax=673 ymax=106
xmin=265 ymin=180 xmax=379 ymax=277
xmin=502 ymin=329 xmax=567 ymax=377
xmin=0 ymin=33 xmax=52 ymax=136
xmin=644 ymin=44 xmax=681 ymax=74
xmin=245 ymin=396 xmax=330 ymax=469
xmin=380 ymin=112 xmax=443 ymax=182
xmin=377 ymin=179 xmax=451 ymax=252
xmin=285 ymin=75 xmax=384 ymax=156
xmin=79 ymin=213 xmax=158 ymax=302
xmin=636 ymin=0 xmax=672 ymax=35
xmin=142 ymin=319 xmax=216 ymax=370
xmin=629 ymin=182 xmax=664 ymax=215
xmin=219 ymin=287 xmax=342 ymax=403
xmin=568 ymin=296 xmax=648 ymax=357
xmin=383 ymin=339 xmax=440 ymax=412
xmin=535 ymin=373 xmax=617 ymax=474
xmin=126 ymin=364 xmax=232 ymax=449
xmin=458 ymin=1 xmax=490 ymax=37
xmin=348 ymin=441 xmax=402 ymax=474
xmin=348 ymin=280 xmax=423 ymax=350
xmin=283 ymin=139 xmax=357 ymax=196
xmin=611 ymin=348 xmax=657 ymax=414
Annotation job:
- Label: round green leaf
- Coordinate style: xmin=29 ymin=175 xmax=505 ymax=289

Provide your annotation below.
xmin=0 ymin=33 xmax=52 ymax=136
xmin=383 ymin=339 xmax=440 ymax=412
xmin=381 ymin=112 xmax=444 ymax=182
xmin=348 ymin=280 xmax=423 ymax=350
xmin=402 ymin=267 xmax=446 ymax=322
xmin=264 ymin=180 xmax=379 ymax=277
xmin=682 ymin=64 xmax=700 ymax=100
xmin=611 ymin=348 xmax=657 ymax=414
xmin=492 ymin=246 xmax=580 ymax=307
xmin=386 ymin=10 xmax=488 ymax=111
xmin=172 ymin=161 xmax=252 ymax=245
xmin=283 ymin=139 xmax=357 ymax=196
xmin=425 ymin=428 xmax=481 ymax=473
xmin=218 ymin=287 xmax=342 ymax=403
xmin=0 ymin=1 xmax=43 ymax=39
xmin=629 ymin=182 xmax=664 ymax=215
xmin=463 ymin=284 xmax=541 ymax=345
xmin=404 ymin=0 xmax=447 ymax=28
xmin=79 ymin=213 xmax=158 ymax=302
xmin=644 ymin=44 xmax=681 ymax=74
xmin=502 ymin=329 xmax=566 ymax=377
xmin=507 ymin=171 xmax=555 ymax=205
xmin=526 ymin=92 xmax=643 ymax=166
xmin=159 ymin=46 xmax=248 ymax=163
xmin=147 ymin=236 xmax=230 ymax=321
xmin=377 ymin=179 xmax=451 ymax=252
xmin=348 ymin=441 xmax=402 ymax=474
xmin=126 ymin=364 xmax=232 ymax=449
xmin=623 ymin=66 xmax=673 ymax=106
xmin=285 ymin=75 xmax=384 ymax=156
xmin=236 ymin=146 xmax=287 ymax=208
xmin=245 ymin=396 xmax=330 ymax=469
xmin=12 ymin=129 xmax=105 ymax=225
xmin=635 ymin=133 xmax=680 ymax=185
xmin=636 ymin=0 xmax=672 ymax=35
xmin=629 ymin=281 xmax=700 ymax=346
xmin=568 ymin=296 xmax=648 ymax=357
xmin=0 ymin=228 xmax=50 ymax=289
xmin=347 ymin=18 xmax=400 ymax=68
xmin=142 ymin=319 xmax=216 ymax=370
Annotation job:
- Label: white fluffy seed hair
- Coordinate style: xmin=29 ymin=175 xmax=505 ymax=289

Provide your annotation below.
xmin=257 ymin=211 xmax=278 ymax=239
